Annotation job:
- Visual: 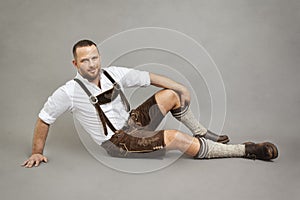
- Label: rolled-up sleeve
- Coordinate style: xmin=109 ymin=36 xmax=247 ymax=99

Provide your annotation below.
xmin=38 ymin=86 xmax=72 ymax=124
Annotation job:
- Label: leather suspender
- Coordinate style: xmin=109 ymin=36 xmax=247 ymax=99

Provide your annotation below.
xmin=74 ymin=70 xmax=128 ymax=136
xmin=103 ymin=70 xmax=130 ymax=112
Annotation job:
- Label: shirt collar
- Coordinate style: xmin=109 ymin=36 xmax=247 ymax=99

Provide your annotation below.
xmin=75 ymin=71 xmax=102 ymax=93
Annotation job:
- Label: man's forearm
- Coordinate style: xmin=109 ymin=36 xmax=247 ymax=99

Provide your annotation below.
xmin=149 ymin=73 xmax=187 ymax=92
xmin=32 ymin=118 xmax=49 ymax=155
xmin=149 ymin=72 xmax=191 ymax=105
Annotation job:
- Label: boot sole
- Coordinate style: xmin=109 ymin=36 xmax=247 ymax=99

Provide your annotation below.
xmin=218 ymin=138 xmax=230 ymax=144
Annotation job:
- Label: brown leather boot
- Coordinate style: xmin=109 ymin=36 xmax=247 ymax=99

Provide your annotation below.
xmin=202 ymin=130 xmax=230 ymax=144
xmin=244 ymin=142 xmax=278 ymax=160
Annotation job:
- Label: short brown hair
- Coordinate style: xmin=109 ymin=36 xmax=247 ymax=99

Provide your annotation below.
xmin=72 ymin=39 xmax=97 ymax=58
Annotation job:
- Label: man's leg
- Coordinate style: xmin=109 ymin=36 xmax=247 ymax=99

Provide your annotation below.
xmin=109 ymin=89 xmax=278 ymax=160
xmin=163 ymin=130 xmax=278 ymax=160
xmin=155 ymin=89 xmax=229 ymax=143
xmin=164 ymin=130 xmax=200 ymax=156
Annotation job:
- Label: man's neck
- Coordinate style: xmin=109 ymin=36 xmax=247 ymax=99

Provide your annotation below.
xmin=90 ymin=78 xmax=101 ymax=88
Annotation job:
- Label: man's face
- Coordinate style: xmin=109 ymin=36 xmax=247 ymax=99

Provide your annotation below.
xmin=72 ymin=45 xmax=101 ymax=83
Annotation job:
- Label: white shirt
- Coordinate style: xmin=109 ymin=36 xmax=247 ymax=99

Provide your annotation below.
xmin=39 ymin=66 xmax=151 ymax=145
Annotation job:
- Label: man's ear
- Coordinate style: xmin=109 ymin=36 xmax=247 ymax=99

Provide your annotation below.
xmin=72 ymin=59 xmax=78 ymax=69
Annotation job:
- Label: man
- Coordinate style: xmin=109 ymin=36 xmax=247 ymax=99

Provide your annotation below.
xmin=22 ymin=40 xmax=278 ymax=168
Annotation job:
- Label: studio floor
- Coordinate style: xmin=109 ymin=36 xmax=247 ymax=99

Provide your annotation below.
xmin=2 ymin=122 xmax=300 ymax=200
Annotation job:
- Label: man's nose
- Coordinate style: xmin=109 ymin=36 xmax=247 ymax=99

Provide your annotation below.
xmin=89 ymin=59 xmax=96 ymax=67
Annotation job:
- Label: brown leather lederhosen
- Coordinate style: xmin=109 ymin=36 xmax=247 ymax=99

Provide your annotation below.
xmin=74 ymin=70 xmax=166 ymax=158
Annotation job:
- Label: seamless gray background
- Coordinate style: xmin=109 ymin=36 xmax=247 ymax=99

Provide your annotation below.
xmin=1 ymin=0 xmax=300 ymax=200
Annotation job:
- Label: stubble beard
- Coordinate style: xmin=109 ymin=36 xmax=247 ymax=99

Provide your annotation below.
xmin=81 ymin=67 xmax=100 ymax=82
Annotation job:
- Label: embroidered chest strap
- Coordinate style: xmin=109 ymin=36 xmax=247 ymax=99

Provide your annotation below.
xmin=73 ymin=78 xmax=117 ymax=136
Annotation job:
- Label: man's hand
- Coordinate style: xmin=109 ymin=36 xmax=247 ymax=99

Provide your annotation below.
xmin=21 ymin=154 xmax=48 ymax=168
xmin=178 ymin=86 xmax=191 ymax=106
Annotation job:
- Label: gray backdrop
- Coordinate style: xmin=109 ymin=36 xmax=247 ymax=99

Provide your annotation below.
xmin=1 ymin=0 xmax=299 ymax=200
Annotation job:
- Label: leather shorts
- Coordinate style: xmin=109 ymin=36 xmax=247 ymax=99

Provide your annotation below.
xmin=101 ymin=95 xmax=166 ymax=158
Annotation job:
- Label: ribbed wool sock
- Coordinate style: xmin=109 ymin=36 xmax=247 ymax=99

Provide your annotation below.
xmin=171 ymin=106 xmax=207 ymax=136
xmin=206 ymin=139 xmax=245 ymax=158
xmin=194 ymin=138 xmax=245 ymax=159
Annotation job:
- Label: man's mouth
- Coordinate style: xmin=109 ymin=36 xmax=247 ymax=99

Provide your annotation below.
xmin=88 ymin=68 xmax=96 ymax=73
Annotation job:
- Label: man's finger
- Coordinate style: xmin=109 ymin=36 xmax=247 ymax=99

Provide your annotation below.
xmin=24 ymin=160 xmax=31 ymax=168
xmin=35 ymin=160 xmax=40 ymax=167
xmin=181 ymin=99 xmax=185 ymax=107
xmin=24 ymin=161 xmax=29 ymax=168
xmin=27 ymin=160 xmax=34 ymax=168
xmin=180 ymin=96 xmax=187 ymax=107
xmin=25 ymin=161 xmax=31 ymax=168
xmin=21 ymin=160 xmax=29 ymax=166
xmin=43 ymin=157 xmax=48 ymax=163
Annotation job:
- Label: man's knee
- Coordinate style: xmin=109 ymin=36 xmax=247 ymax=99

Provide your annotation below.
xmin=155 ymin=89 xmax=181 ymax=110
xmin=164 ymin=129 xmax=180 ymax=146
xmin=164 ymin=89 xmax=180 ymax=101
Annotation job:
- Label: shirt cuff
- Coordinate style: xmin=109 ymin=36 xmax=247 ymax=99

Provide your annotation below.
xmin=141 ymin=71 xmax=151 ymax=87
xmin=38 ymin=109 xmax=56 ymax=125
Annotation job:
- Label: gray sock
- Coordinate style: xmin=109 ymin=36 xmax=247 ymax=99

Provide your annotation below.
xmin=194 ymin=137 xmax=209 ymax=159
xmin=206 ymin=139 xmax=245 ymax=158
xmin=194 ymin=138 xmax=245 ymax=159
xmin=171 ymin=106 xmax=207 ymax=136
